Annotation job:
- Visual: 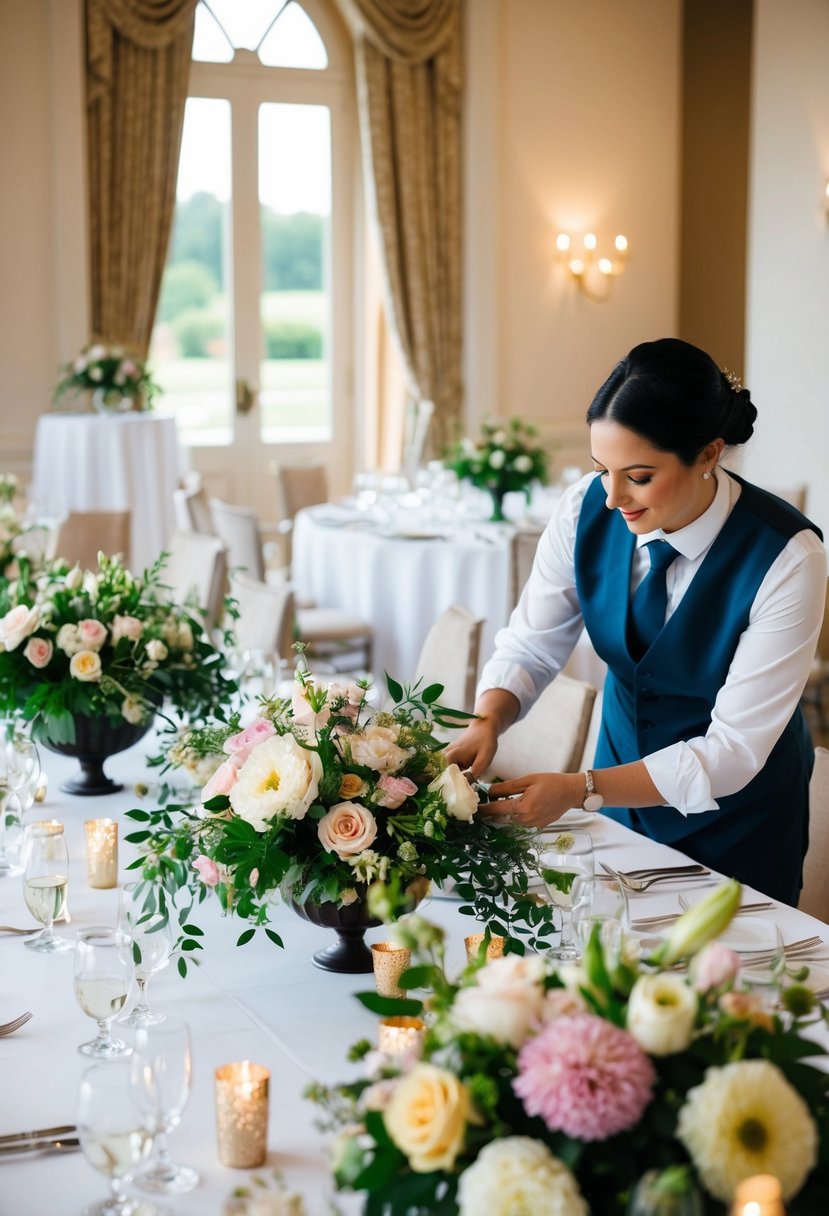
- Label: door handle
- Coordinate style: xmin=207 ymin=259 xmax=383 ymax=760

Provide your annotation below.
xmin=235 ymin=378 xmax=257 ymax=415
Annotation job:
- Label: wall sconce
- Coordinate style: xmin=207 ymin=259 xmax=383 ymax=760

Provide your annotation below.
xmin=556 ymin=231 xmax=629 ymax=300
xmin=824 ymin=180 xmax=829 ymax=220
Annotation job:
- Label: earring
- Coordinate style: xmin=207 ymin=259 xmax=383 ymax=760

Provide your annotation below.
xmin=703 ymin=471 xmax=711 ymax=480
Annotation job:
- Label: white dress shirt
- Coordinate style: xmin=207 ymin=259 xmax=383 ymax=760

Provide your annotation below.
xmin=478 ymin=469 xmax=826 ymax=814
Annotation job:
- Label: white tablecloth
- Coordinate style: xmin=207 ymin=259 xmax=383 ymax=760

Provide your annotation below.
xmin=1 ymin=737 xmax=827 ymax=1214
xmin=31 ymin=413 xmax=182 ymax=574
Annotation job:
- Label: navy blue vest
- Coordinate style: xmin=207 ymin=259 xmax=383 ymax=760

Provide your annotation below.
xmin=573 ymin=472 xmax=822 ymax=904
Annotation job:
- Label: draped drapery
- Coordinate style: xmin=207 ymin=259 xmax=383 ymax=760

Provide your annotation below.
xmin=337 ymin=0 xmax=462 ymax=454
xmin=86 ymin=0 xmax=197 ymax=358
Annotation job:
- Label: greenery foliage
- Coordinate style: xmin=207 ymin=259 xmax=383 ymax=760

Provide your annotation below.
xmin=445 ymin=418 xmax=549 ymax=500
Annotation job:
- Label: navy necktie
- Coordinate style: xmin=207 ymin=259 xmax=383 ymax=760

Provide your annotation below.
xmin=629 ymin=539 xmax=679 ymax=659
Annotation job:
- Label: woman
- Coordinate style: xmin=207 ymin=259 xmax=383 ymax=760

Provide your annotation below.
xmin=448 ymin=338 xmax=826 ymax=904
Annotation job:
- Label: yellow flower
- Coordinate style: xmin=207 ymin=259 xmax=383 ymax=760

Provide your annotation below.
xmin=338 ymin=773 xmax=368 ymax=800
xmin=384 ymin=1063 xmax=473 ymax=1172
xmin=69 ymin=649 xmax=102 ymax=682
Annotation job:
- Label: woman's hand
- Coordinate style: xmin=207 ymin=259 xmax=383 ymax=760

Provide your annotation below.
xmin=444 ymin=717 xmax=499 ymax=778
xmin=483 ymin=772 xmax=583 ymax=830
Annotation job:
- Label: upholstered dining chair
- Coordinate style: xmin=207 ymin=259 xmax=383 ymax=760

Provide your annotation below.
xmin=230 ymin=572 xmax=295 ymax=674
xmin=162 ymin=531 xmax=227 ymax=630
xmin=273 ymin=462 xmax=329 ymax=566
xmin=766 ymin=484 xmax=808 ymax=512
xmin=485 ymin=674 xmax=598 ymax=781
xmin=53 ymin=510 xmax=131 ymax=571
xmin=412 ymin=604 xmax=485 ymax=713
xmin=210 ymin=498 xmax=267 ymax=582
xmin=173 ymin=478 xmax=216 ymax=535
xmin=798 ymin=747 xmax=829 ymax=923
xmin=508 ymin=526 xmax=544 ymax=612
xmin=802 ymin=578 xmax=829 ymax=732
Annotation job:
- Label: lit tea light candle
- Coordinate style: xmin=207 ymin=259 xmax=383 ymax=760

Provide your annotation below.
xmin=34 ymin=774 xmax=48 ymax=803
xmin=464 ymin=932 xmax=505 ymax=963
xmin=733 ymin=1175 xmax=784 ymax=1216
xmin=377 ymin=1015 xmax=426 ymax=1057
xmin=215 ymin=1061 xmax=270 ymax=1168
xmin=371 ymin=941 xmax=412 ymax=999
xmin=84 ymin=818 xmax=118 ymax=889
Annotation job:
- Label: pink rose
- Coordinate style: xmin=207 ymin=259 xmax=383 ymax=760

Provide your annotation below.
xmin=111 ymin=614 xmax=143 ymax=644
xmin=327 ymin=682 xmax=366 ymax=722
xmin=375 ymin=774 xmax=418 ymax=809
xmin=201 ymin=758 xmax=240 ymax=802
xmin=692 ymin=942 xmax=741 ymax=992
xmin=0 ymin=603 xmax=40 ymax=650
xmin=193 ymin=855 xmax=220 ymax=886
xmin=78 ymin=618 xmax=108 ymax=651
xmin=23 ymin=636 xmax=53 ymax=669
xmin=317 ymin=801 xmax=378 ymax=859
xmin=222 ymin=718 xmax=276 ymax=763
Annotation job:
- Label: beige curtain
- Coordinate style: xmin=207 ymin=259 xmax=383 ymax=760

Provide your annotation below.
xmin=338 ymin=0 xmax=462 ymax=454
xmin=86 ymin=0 xmax=197 ymax=357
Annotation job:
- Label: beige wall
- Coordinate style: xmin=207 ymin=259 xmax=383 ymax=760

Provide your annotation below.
xmin=743 ymin=0 xmax=829 ymax=535
xmin=463 ymin=0 xmax=682 ymax=475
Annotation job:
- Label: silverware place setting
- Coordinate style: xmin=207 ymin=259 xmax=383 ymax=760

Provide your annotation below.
xmin=598 ymin=860 xmax=711 ymax=893
xmin=631 ymin=901 xmax=774 ymax=929
xmin=0 ymin=1125 xmax=78 ymax=1157
xmin=0 ymin=1012 xmax=33 ymax=1037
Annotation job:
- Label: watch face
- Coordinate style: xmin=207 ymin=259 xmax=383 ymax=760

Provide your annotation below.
xmin=583 ymin=793 xmax=604 ymax=813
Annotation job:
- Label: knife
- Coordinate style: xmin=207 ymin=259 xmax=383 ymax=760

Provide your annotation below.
xmin=0 ymin=1136 xmax=80 ymax=1156
xmin=0 ymin=1124 xmax=75 ymax=1146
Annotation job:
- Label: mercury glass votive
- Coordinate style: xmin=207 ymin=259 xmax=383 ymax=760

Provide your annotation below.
xmin=377 ymin=1016 xmax=426 ymax=1057
xmin=215 ymin=1061 xmax=270 ymax=1168
xmin=371 ymin=941 xmax=412 ymax=998
xmin=84 ymin=818 xmax=118 ymax=889
xmin=464 ymin=932 xmax=506 ymax=962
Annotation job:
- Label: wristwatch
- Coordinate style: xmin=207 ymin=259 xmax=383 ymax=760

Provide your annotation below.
xmin=582 ymin=769 xmax=604 ymax=814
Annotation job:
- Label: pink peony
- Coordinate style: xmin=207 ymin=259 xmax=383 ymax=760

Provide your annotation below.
xmin=222 ymin=718 xmax=276 ymax=763
xmin=375 ymin=775 xmax=418 ymax=809
xmin=201 ymin=758 xmax=240 ymax=802
xmin=23 ymin=636 xmax=53 ymax=669
xmin=691 ymin=942 xmax=741 ymax=992
xmin=193 ymin=855 xmax=220 ymax=886
xmin=513 ymin=1014 xmax=656 ymax=1141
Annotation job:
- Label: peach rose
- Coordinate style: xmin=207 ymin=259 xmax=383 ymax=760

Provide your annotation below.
xmin=451 ymin=955 xmax=546 ymax=1048
xmin=201 ymin=758 xmax=240 ymax=803
xmin=78 ymin=618 xmax=108 ymax=651
xmin=69 ymin=650 xmax=102 ymax=682
xmin=145 ymin=639 xmax=168 ymax=663
xmin=317 ymin=801 xmax=378 ymax=859
xmin=339 ymin=772 xmax=369 ymax=800
xmin=222 ymin=718 xmax=276 ymax=764
xmin=349 ymin=725 xmax=412 ymax=773
xmin=23 ymin=636 xmax=53 ymax=668
xmin=0 ymin=604 xmax=40 ymax=651
xmin=111 ymin=614 xmax=143 ymax=644
xmin=384 ymin=1064 xmax=473 ymax=1173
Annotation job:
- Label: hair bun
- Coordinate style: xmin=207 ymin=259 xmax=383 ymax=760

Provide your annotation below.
xmin=722 ymin=386 xmax=756 ymax=445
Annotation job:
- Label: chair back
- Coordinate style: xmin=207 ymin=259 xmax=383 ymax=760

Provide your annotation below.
xmin=210 ymin=498 xmax=266 ymax=581
xmin=275 ymin=463 xmax=329 ymax=520
xmin=487 ymin=674 xmax=597 ymax=780
xmin=230 ymin=572 xmax=295 ymax=661
xmin=413 ymin=604 xmax=484 ymax=712
xmin=163 ymin=531 xmax=227 ymax=629
xmin=53 ymin=510 xmax=131 ymax=570
xmin=173 ymin=483 xmax=216 ymax=534
xmin=509 ymin=526 xmax=544 ymax=610
xmin=766 ymin=485 xmax=808 ymax=512
xmin=798 ymin=747 xmax=829 ymax=923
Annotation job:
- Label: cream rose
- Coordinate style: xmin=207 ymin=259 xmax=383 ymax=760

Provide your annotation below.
xmin=318 ymin=801 xmax=378 ymax=860
xmin=23 ymin=636 xmax=53 ymax=669
xmin=627 ymin=973 xmax=698 ymax=1056
xmin=111 ymin=614 xmax=143 ymax=644
xmin=56 ymin=623 xmax=84 ymax=655
xmin=0 ymin=604 xmax=40 ymax=651
xmin=458 ymin=1137 xmax=588 ymax=1216
xmin=145 ymin=639 xmax=168 ymax=663
xmin=452 ymin=955 xmax=546 ymax=1048
xmin=428 ymin=763 xmax=479 ymax=822
xmin=121 ymin=696 xmax=146 ymax=725
xmin=348 ymin=724 xmax=412 ymax=773
xmin=78 ymin=618 xmax=108 ymax=651
xmin=64 ymin=564 xmax=83 ymax=590
xmin=384 ymin=1063 xmax=473 ymax=1173
xmin=176 ymin=620 xmax=194 ymax=650
xmin=69 ymin=650 xmax=103 ymax=682
xmin=229 ymin=733 xmax=322 ymax=830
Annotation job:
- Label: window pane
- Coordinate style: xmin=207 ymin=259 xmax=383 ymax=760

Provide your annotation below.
xmin=258 ymin=103 xmax=331 ymax=442
xmin=258 ymin=2 xmax=328 ymax=69
xmin=202 ymin=0 xmax=281 ymax=50
xmin=150 ymin=98 xmax=233 ymax=446
xmin=191 ymin=3 xmax=233 ymax=63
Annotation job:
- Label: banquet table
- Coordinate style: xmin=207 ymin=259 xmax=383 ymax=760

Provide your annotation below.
xmin=2 ymin=736 xmax=828 ymax=1216
xmin=30 ymin=413 xmax=182 ymax=575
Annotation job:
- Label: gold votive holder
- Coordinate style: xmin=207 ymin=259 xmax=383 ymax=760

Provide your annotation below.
xmin=84 ymin=818 xmax=118 ymax=889
xmin=464 ymin=932 xmax=506 ymax=962
xmin=377 ymin=1015 xmax=426 ymax=1058
xmin=371 ymin=941 xmax=412 ymax=998
xmin=34 ymin=774 xmax=48 ymax=803
xmin=215 ymin=1061 xmax=270 ymax=1168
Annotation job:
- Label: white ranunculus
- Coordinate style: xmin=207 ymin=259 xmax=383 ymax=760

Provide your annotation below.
xmin=229 ymin=733 xmax=323 ymax=831
xmin=56 ymin=623 xmax=84 ymax=655
xmin=0 ymin=604 xmax=40 ymax=651
xmin=427 ymin=763 xmax=479 ymax=822
xmin=627 ymin=973 xmax=698 ymax=1056
xmin=145 ymin=639 xmax=168 ymax=663
xmin=458 ymin=1137 xmax=588 ymax=1216
xmin=451 ymin=955 xmax=546 ymax=1048
xmin=513 ymin=454 xmax=533 ymax=473
xmin=488 ymin=449 xmax=506 ymax=469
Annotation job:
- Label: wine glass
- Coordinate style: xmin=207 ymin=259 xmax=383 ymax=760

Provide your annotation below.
xmin=536 ymin=828 xmax=594 ymax=961
xmin=22 ymin=819 xmax=72 ymax=952
xmin=130 ymin=1018 xmax=199 ymax=1194
xmin=77 ymin=1060 xmax=154 ymax=1216
xmin=0 ymin=725 xmax=40 ymax=878
xmin=570 ymin=873 xmax=629 ymax=961
xmin=74 ymin=927 xmax=134 ymax=1058
xmin=117 ymin=882 xmax=173 ymax=1027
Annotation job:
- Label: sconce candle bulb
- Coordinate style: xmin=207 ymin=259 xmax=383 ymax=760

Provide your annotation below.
xmin=583 ymin=231 xmax=597 ymax=250
xmin=556 ymin=226 xmax=629 ymax=299
xmin=555 ymin=233 xmax=571 ymax=252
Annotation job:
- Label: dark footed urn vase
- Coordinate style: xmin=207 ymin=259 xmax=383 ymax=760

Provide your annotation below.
xmin=33 ymin=712 xmax=156 ymax=796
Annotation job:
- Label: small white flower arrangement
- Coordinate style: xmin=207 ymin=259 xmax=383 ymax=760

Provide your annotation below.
xmin=54 ymin=342 xmax=159 ymax=412
xmin=446 ymin=418 xmax=548 ymax=520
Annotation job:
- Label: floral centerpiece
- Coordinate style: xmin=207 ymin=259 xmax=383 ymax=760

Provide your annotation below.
xmin=0 ymin=474 xmax=50 ymax=580
xmin=54 ymin=342 xmax=158 ymax=413
xmin=309 ymin=883 xmax=829 ymax=1214
xmin=125 ymin=667 xmax=555 ymax=974
xmin=0 ymin=553 xmax=237 ymax=793
xmin=445 ymin=418 xmax=548 ymax=521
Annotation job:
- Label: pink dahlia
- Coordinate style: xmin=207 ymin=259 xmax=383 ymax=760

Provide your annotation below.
xmin=513 ymin=1013 xmax=656 ymax=1141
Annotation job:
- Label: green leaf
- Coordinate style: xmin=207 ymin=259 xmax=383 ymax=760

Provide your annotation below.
xmin=236 ymin=928 xmax=256 ymax=947
xmin=356 ymin=992 xmax=423 ymax=1017
xmin=177 ymin=957 xmax=188 ymax=978
xmin=124 ymin=830 xmax=152 ymax=844
xmin=420 ymin=683 xmax=444 ymax=705
xmin=385 ymin=672 xmax=403 ymax=703
xmin=181 ymin=923 xmax=204 ymax=937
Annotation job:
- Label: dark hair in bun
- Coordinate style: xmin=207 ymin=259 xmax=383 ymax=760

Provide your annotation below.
xmin=586 ymin=337 xmax=757 ymax=464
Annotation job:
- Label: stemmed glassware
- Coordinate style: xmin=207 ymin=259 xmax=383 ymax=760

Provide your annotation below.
xmin=22 ymin=819 xmax=72 ymax=952
xmin=536 ymin=828 xmax=595 ymax=961
xmin=117 ymin=882 xmax=173 ymax=1027
xmin=77 ymin=1060 xmax=154 ymax=1216
xmin=570 ymin=873 xmax=629 ymax=961
xmin=0 ymin=724 xmax=40 ymax=878
xmin=74 ymin=927 xmax=134 ymax=1058
xmin=130 ymin=1018 xmax=199 ymax=1194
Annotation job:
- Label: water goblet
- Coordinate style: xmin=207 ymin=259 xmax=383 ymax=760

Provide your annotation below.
xmin=117 ymin=882 xmax=173 ymax=1027
xmin=77 ymin=1060 xmax=154 ymax=1216
xmin=22 ymin=819 xmax=72 ymax=952
xmin=571 ymin=873 xmax=629 ymax=961
xmin=0 ymin=725 xmax=40 ymax=878
xmin=75 ymin=927 xmax=134 ymax=1058
xmin=130 ymin=1018 xmax=199 ymax=1194
xmin=536 ymin=828 xmax=594 ymax=961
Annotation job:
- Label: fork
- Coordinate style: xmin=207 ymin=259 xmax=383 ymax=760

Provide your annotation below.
xmin=0 ymin=925 xmax=42 ymax=936
xmin=0 ymin=1012 xmax=33 ymax=1037
xmin=618 ymin=864 xmax=708 ymax=880
xmin=599 ymin=860 xmax=710 ymax=893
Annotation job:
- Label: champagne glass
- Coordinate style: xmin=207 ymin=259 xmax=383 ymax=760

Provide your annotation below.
xmin=77 ymin=1061 xmax=154 ymax=1216
xmin=0 ymin=725 xmax=40 ymax=878
xmin=536 ymin=828 xmax=594 ymax=961
xmin=130 ymin=1018 xmax=199 ymax=1193
xmin=117 ymin=882 xmax=173 ymax=1027
xmin=571 ymin=873 xmax=629 ymax=961
xmin=74 ymin=927 xmax=134 ymax=1058
xmin=22 ymin=819 xmax=72 ymax=952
